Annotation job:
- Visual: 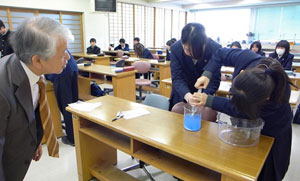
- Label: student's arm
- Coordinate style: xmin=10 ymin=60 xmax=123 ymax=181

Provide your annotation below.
xmin=206 ymin=95 xmax=248 ymax=119
xmin=170 ymin=50 xmax=192 ymax=102
xmin=114 ymin=45 xmax=120 ymax=50
xmin=285 ymin=54 xmax=294 ymax=70
xmin=95 ymin=47 xmax=100 ymax=54
xmin=203 ymin=69 xmax=221 ymax=95
xmin=0 ymin=94 xmax=9 ymax=181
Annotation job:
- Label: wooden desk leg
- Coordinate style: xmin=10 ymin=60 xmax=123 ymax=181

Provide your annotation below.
xmin=159 ymin=66 xmax=171 ymax=95
xmin=112 ymin=73 xmax=136 ymax=102
xmin=72 ymin=116 xmax=117 ymax=181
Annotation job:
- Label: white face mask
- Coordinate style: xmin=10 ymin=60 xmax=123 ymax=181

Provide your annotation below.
xmin=276 ymin=48 xmax=285 ymax=56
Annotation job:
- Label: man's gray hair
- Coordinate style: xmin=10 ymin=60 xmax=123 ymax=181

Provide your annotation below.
xmin=10 ymin=17 xmax=74 ymax=64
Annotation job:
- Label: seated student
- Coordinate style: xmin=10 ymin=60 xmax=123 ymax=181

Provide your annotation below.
xmin=269 ymin=40 xmax=294 ymax=70
xmin=87 ymin=38 xmax=100 ymax=54
xmin=229 ymin=41 xmax=242 ymax=49
xmin=166 ymin=40 xmax=175 ymax=61
xmin=250 ymin=41 xmax=265 ymax=56
xmin=193 ymin=48 xmax=292 ymax=181
xmin=134 ymin=43 xmax=154 ymax=79
xmin=134 ymin=37 xmax=140 ymax=45
xmin=114 ymin=38 xmax=129 ymax=51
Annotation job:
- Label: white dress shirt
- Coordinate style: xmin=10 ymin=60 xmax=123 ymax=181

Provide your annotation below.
xmin=20 ymin=61 xmax=40 ymax=110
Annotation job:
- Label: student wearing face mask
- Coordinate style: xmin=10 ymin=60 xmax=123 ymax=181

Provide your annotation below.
xmin=169 ymin=23 xmax=221 ymax=109
xmin=269 ymin=40 xmax=294 ymax=70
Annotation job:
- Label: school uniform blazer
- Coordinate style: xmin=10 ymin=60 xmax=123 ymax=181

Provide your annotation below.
xmin=203 ymin=48 xmax=292 ymax=181
xmin=114 ymin=44 xmax=129 ymax=51
xmin=0 ymin=30 xmax=14 ymax=58
xmin=257 ymin=50 xmax=265 ymax=57
xmin=0 ymin=54 xmax=42 ymax=181
xmin=169 ymin=38 xmax=221 ymax=109
xmin=142 ymin=48 xmax=154 ymax=59
xmin=269 ymin=52 xmax=294 ymax=70
xmin=87 ymin=45 xmax=101 ymax=54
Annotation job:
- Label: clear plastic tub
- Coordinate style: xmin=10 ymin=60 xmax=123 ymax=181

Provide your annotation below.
xmin=217 ymin=113 xmax=264 ymax=147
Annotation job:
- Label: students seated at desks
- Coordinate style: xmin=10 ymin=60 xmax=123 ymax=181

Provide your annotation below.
xmin=134 ymin=43 xmax=154 ymax=79
xmin=169 ymin=23 xmax=221 ymax=109
xmin=166 ymin=39 xmax=175 ymax=61
xmin=250 ymin=41 xmax=265 ymax=56
xmin=134 ymin=37 xmax=140 ymax=45
xmin=87 ymin=38 xmax=100 ymax=54
xmin=114 ymin=38 xmax=129 ymax=51
xmin=269 ymin=40 xmax=294 ymax=70
xmin=229 ymin=41 xmax=241 ymax=49
xmin=193 ymin=48 xmax=292 ymax=181
xmin=0 ymin=19 xmax=14 ymax=58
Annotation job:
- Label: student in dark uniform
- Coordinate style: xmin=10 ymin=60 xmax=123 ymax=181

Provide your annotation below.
xmin=134 ymin=43 xmax=154 ymax=79
xmin=250 ymin=41 xmax=265 ymax=56
xmin=169 ymin=23 xmax=221 ymax=109
xmin=193 ymin=48 xmax=292 ymax=181
xmin=134 ymin=37 xmax=140 ymax=45
xmin=269 ymin=40 xmax=294 ymax=70
xmin=45 ymin=50 xmax=78 ymax=146
xmin=87 ymin=38 xmax=100 ymax=54
xmin=114 ymin=38 xmax=129 ymax=51
xmin=229 ymin=41 xmax=241 ymax=49
xmin=0 ymin=20 xmax=14 ymax=58
xmin=166 ymin=39 xmax=175 ymax=61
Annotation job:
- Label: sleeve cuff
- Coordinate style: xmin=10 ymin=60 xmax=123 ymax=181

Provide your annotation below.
xmin=202 ymin=71 xmax=213 ymax=80
xmin=205 ymin=94 xmax=214 ymax=108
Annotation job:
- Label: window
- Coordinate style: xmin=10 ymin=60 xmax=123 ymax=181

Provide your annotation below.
xmin=172 ymin=10 xmax=179 ymax=40
xmin=135 ymin=5 xmax=145 ymax=45
xmin=0 ymin=6 xmax=84 ymax=53
xmin=144 ymin=6 xmax=154 ymax=47
xmin=109 ymin=3 xmax=122 ymax=48
xmin=155 ymin=8 xmax=165 ymax=47
xmin=122 ymin=3 xmax=134 ymax=49
xmin=164 ymin=9 xmax=172 ymax=45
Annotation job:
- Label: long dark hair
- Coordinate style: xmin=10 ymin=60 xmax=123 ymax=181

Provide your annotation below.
xmin=274 ymin=40 xmax=290 ymax=59
xmin=134 ymin=43 xmax=145 ymax=58
xmin=250 ymin=41 xmax=262 ymax=52
xmin=181 ymin=23 xmax=208 ymax=60
xmin=230 ymin=57 xmax=289 ymax=119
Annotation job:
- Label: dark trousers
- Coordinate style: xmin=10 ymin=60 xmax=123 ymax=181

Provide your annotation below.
xmin=293 ymin=105 xmax=300 ymax=124
xmin=53 ymin=71 xmax=78 ymax=144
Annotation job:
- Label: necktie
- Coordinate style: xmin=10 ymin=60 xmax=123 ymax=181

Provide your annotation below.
xmin=38 ymin=76 xmax=59 ymax=157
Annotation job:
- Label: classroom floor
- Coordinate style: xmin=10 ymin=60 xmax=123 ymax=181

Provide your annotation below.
xmin=24 ymin=122 xmax=300 ymax=181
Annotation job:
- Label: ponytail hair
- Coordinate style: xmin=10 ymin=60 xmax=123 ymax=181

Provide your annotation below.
xmin=230 ymin=57 xmax=289 ymax=119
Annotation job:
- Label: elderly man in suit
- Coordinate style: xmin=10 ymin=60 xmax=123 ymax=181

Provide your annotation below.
xmin=0 ymin=17 xmax=73 ymax=181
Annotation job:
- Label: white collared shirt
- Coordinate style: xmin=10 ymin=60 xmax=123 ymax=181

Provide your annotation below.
xmin=20 ymin=61 xmax=40 ymax=110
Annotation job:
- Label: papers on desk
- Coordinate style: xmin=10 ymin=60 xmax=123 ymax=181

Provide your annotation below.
xmin=149 ymin=59 xmax=158 ymax=64
xmin=122 ymin=108 xmax=150 ymax=120
xmin=68 ymin=101 xmax=102 ymax=112
xmin=129 ymin=58 xmax=139 ymax=61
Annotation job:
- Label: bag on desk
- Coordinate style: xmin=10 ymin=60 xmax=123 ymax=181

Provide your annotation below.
xmin=91 ymin=82 xmax=105 ymax=97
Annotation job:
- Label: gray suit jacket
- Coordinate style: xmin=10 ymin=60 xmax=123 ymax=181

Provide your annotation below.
xmin=0 ymin=54 xmax=42 ymax=181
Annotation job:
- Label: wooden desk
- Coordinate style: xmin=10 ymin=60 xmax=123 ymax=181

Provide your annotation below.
xmin=46 ymin=81 xmax=63 ymax=140
xmin=288 ymin=72 xmax=300 ymax=90
xmin=221 ymin=66 xmax=234 ymax=74
xmin=102 ymin=50 xmax=131 ymax=56
xmin=161 ymin=78 xmax=172 ymax=98
xmin=115 ymin=58 xmax=171 ymax=93
xmin=294 ymin=56 xmax=300 ymax=62
xmin=72 ymin=53 xmax=111 ymax=66
xmin=292 ymin=62 xmax=300 ymax=72
xmin=77 ymin=64 xmax=136 ymax=102
xmin=67 ymin=96 xmax=274 ymax=181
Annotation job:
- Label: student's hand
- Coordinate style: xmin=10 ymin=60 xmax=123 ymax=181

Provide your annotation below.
xmin=33 ymin=144 xmax=43 ymax=161
xmin=194 ymin=76 xmax=210 ymax=89
xmin=189 ymin=93 xmax=208 ymax=108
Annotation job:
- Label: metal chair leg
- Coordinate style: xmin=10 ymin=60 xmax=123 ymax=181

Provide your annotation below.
xmin=121 ymin=163 xmax=140 ymax=172
xmin=142 ymin=166 xmax=155 ymax=181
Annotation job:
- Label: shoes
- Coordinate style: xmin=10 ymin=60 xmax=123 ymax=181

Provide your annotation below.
xmin=61 ymin=136 xmax=75 ymax=146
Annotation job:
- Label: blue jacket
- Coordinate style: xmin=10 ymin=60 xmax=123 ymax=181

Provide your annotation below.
xmin=204 ymin=48 xmax=292 ymax=181
xmin=45 ymin=50 xmax=78 ymax=82
xmin=142 ymin=48 xmax=154 ymax=59
xmin=169 ymin=38 xmax=221 ymax=108
xmin=166 ymin=49 xmax=170 ymax=61
xmin=87 ymin=45 xmax=101 ymax=54
xmin=269 ymin=52 xmax=294 ymax=70
xmin=114 ymin=44 xmax=129 ymax=51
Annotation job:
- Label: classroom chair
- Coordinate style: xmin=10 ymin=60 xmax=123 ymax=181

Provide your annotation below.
xmin=171 ymin=102 xmax=217 ymax=122
xmin=144 ymin=94 xmax=169 ymax=110
xmin=133 ymin=61 xmax=151 ymax=102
